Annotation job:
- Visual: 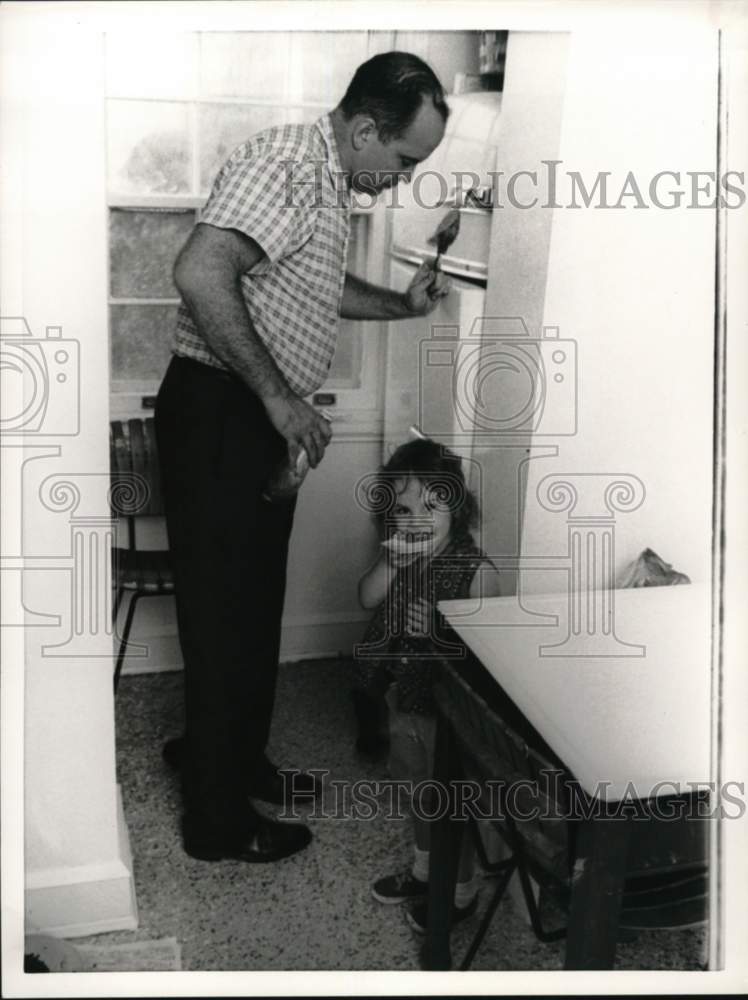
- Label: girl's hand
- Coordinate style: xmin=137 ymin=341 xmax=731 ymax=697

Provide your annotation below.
xmin=383 ymin=543 xmax=421 ymax=569
xmin=405 ymin=597 xmax=432 ymax=637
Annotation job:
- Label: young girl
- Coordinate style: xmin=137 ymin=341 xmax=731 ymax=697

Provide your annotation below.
xmin=353 ymin=437 xmax=501 ymax=933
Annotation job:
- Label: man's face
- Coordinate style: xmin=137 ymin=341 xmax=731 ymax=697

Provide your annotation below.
xmin=350 ymin=98 xmax=446 ymax=195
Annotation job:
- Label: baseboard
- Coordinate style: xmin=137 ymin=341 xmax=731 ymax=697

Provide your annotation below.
xmin=118 ymin=632 xmax=183 ymax=676
xmin=279 ymin=616 xmax=368 ymax=662
xmin=120 ymin=616 xmax=368 ymax=676
xmin=25 ymin=786 xmax=138 ymax=938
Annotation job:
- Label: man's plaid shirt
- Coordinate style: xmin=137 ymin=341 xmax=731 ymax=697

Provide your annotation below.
xmin=174 ymin=114 xmax=351 ymax=397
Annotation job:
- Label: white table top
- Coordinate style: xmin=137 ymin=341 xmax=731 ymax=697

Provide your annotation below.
xmin=439 ymin=584 xmax=712 ymax=800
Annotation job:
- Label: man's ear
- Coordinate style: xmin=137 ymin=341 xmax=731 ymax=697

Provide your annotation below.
xmin=351 ymin=115 xmax=378 ymax=151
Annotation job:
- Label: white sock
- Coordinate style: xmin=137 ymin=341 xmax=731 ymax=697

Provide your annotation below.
xmin=412 ymin=847 xmax=429 ymax=883
xmin=454 ymin=878 xmax=477 ymax=908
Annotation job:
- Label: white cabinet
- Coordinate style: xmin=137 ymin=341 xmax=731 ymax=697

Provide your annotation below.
xmin=383 ymin=259 xmax=485 ymax=467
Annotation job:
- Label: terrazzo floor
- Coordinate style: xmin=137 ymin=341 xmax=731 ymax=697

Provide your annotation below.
xmin=78 ymin=659 xmax=706 ymax=972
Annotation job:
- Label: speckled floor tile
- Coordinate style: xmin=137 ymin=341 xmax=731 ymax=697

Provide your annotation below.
xmin=71 ymin=661 xmax=706 ymax=972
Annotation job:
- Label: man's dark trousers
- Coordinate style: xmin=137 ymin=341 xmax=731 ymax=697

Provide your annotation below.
xmin=155 ymin=355 xmax=296 ymax=844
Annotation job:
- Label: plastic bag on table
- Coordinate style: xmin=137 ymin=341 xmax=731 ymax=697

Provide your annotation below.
xmin=618 ymin=548 xmax=691 ymax=588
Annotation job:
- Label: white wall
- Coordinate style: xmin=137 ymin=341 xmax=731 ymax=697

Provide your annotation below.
xmin=478 ymin=32 xmax=570 ymax=593
xmin=2 ymin=11 xmax=137 ymax=936
xmin=520 ymin=26 xmax=717 ymax=592
xmin=279 ymin=434 xmax=383 ymax=659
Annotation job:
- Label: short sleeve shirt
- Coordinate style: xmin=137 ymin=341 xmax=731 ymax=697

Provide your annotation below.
xmin=174 ymin=114 xmax=350 ymax=397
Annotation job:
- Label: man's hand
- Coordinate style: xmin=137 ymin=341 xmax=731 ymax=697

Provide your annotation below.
xmin=403 ymin=261 xmax=451 ymax=316
xmin=263 ymin=392 xmax=332 ymax=468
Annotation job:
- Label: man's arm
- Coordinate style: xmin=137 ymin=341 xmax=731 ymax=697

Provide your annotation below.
xmin=340 ymin=262 xmax=450 ymax=320
xmin=174 ymin=223 xmax=331 ymax=467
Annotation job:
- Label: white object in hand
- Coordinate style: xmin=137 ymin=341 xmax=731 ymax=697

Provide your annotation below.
xmin=382 ymin=532 xmax=433 ymax=555
xmin=262 ymin=447 xmax=309 ymax=502
xmin=295 ymin=448 xmax=310 ymax=478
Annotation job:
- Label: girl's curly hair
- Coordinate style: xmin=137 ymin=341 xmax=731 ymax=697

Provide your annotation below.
xmin=373 ymin=438 xmax=478 ymax=542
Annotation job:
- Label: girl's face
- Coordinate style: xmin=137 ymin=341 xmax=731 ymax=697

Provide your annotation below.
xmin=391 ymin=475 xmax=452 ymax=554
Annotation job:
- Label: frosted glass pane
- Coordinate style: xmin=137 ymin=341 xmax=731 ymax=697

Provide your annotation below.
xmin=201 ymin=33 xmax=290 ymax=100
xmin=108 ymin=101 xmax=191 ymax=195
xmin=110 ymin=305 xmax=178 ymax=383
xmin=106 ymin=32 xmax=197 ymax=98
xmin=110 ymin=210 xmax=195 ymax=298
xmin=292 ymin=32 xmax=369 ymax=104
xmin=199 ymin=104 xmax=289 ymax=193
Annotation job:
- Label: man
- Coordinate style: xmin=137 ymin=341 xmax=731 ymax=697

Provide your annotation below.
xmin=155 ymin=51 xmax=450 ymax=864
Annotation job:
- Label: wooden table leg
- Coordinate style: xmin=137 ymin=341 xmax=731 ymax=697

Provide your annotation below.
xmin=563 ymin=814 xmax=631 ymax=970
xmin=420 ymin=713 xmax=461 ymax=971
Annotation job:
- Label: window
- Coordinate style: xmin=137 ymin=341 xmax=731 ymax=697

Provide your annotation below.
xmin=106 ymin=30 xmax=479 ymax=417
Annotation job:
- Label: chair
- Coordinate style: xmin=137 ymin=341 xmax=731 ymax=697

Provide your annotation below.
xmin=110 ymin=418 xmax=174 ymax=692
xmin=429 ymin=653 xmax=708 ymax=970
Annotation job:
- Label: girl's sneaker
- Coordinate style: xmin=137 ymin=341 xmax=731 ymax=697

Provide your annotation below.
xmin=405 ymin=893 xmax=479 ymax=934
xmin=372 ymin=870 xmax=428 ymax=904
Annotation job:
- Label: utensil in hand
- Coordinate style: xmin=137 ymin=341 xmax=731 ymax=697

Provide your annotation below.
xmin=427 ymin=207 xmax=461 ymax=271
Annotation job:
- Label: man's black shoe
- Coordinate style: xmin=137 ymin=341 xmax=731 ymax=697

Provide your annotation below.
xmin=184 ymin=814 xmax=312 ymax=864
xmin=162 ymin=736 xmax=320 ymax=804
xmin=162 ymin=736 xmax=184 ymax=769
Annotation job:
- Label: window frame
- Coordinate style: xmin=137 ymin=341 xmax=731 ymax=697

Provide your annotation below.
xmin=106 ymin=30 xmax=394 ymax=427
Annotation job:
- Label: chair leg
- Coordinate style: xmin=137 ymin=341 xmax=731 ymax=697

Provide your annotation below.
xmin=112 ymin=584 xmax=126 ymax=622
xmin=514 ymin=857 xmax=567 ymax=943
xmin=465 ymin=795 xmax=567 ymax=947
xmin=459 ymin=856 xmax=518 ymax=970
xmin=114 ymin=592 xmax=141 ymax=694
xmin=502 ymin=814 xmax=567 ymax=944
xmin=469 ymin=813 xmax=515 ymax=876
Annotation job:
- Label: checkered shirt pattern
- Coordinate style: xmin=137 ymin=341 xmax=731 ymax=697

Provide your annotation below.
xmin=174 ymin=114 xmax=351 ymax=397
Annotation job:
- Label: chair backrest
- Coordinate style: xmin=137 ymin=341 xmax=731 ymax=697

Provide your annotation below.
xmin=110 ymin=418 xmax=164 ymax=519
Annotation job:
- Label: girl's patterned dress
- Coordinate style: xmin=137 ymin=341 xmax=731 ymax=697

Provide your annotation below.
xmin=353 ymin=534 xmax=490 ymax=716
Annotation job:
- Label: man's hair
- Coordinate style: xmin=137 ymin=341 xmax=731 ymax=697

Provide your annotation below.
xmin=339 ymin=51 xmax=449 ymax=141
